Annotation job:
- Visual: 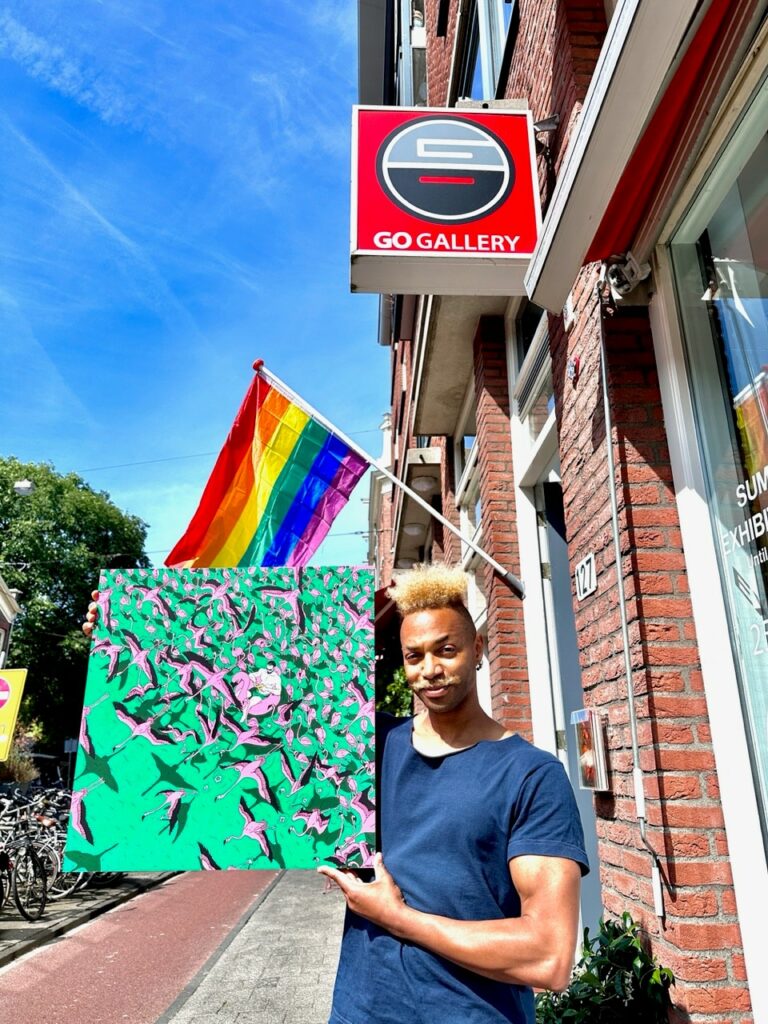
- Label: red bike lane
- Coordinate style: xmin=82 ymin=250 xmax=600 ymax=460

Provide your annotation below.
xmin=0 ymin=871 xmax=278 ymax=1024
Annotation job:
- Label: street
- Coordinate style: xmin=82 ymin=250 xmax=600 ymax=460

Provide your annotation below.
xmin=0 ymin=871 xmax=345 ymax=1024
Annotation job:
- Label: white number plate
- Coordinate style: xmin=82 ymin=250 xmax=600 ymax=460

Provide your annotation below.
xmin=575 ymin=552 xmax=597 ymax=601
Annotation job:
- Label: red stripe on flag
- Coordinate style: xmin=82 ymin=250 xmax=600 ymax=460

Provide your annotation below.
xmin=165 ymin=375 xmax=270 ymax=566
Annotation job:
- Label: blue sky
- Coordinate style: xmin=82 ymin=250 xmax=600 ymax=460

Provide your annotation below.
xmin=0 ymin=0 xmax=389 ymax=567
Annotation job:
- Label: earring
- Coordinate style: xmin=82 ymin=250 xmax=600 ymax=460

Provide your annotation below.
xmin=475 ymin=661 xmax=482 ymax=669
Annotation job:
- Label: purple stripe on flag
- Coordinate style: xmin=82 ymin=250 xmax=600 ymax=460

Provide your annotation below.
xmin=286 ymin=450 xmax=368 ymax=567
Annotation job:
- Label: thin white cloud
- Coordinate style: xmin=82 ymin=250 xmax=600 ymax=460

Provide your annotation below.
xmin=0 ymin=8 xmax=145 ymax=130
xmin=0 ymin=112 xmax=205 ymax=340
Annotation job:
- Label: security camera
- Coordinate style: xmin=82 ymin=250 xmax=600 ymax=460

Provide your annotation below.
xmin=605 ymin=252 xmax=651 ymax=298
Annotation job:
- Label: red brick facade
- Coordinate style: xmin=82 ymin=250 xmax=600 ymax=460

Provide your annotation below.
xmin=551 ymin=277 xmax=751 ymax=1020
xmin=473 ymin=316 xmax=531 ymax=739
xmin=371 ymin=2 xmax=760 ymax=1019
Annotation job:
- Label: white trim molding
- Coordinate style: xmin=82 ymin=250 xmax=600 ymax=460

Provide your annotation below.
xmin=651 ymin=248 xmax=768 ymax=1023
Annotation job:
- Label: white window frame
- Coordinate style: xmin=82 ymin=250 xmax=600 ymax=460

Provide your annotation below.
xmin=649 ymin=53 xmax=768 ymax=1019
xmin=399 ymin=0 xmax=427 ymax=105
xmin=454 ymin=0 xmax=512 ymax=101
xmin=503 ymin=300 xmax=562 ymax=756
xmin=476 ymin=0 xmax=507 ymax=99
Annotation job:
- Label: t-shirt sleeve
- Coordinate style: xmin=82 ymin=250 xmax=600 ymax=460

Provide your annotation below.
xmin=506 ymin=759 xmax=590 ymax=875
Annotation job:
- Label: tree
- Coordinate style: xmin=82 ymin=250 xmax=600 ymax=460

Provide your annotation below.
xmin=375 ymin=665 xmax=413 ymax=717
xmin=0 ymin=456 xmax=150 ymax=749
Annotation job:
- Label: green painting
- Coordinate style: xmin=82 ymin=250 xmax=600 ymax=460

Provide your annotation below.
xmin=64 ymin=565 xmax=375 ymax=871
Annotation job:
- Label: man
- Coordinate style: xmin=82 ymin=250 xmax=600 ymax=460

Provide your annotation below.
xmin=318 ymin=563 xmax=588 ymax=1024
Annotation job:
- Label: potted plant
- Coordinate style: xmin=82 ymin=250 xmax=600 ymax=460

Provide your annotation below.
xmin=536 ymin=912 xmax=675 ymax=1023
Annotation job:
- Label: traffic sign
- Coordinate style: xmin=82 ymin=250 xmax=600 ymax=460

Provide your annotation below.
xmin=0 ymin=669 xmax=28 ymax=761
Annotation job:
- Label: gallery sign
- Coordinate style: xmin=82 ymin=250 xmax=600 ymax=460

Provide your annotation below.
xmin=351 ymin=106 xmax=540 ymax=296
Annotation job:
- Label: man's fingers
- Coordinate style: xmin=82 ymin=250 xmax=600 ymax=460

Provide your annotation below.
xmin=373 ymin=851 xmax=390 ymax=882
xmin=317 ymin=866 xmax=358 ymax=895
xmin=82 ymin=596 xmax=99 ymax=637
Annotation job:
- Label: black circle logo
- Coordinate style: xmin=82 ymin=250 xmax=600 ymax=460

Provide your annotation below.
xmin=376 ymin=116 xmax=515 ymax=224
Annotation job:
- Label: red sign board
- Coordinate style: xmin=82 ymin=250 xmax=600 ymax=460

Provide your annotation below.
xmin=351 ymin=106 xmax=540 ymax=296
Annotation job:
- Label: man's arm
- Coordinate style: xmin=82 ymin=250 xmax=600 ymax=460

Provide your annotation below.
xmin=318 ymin=852 xmax=581 ymax=991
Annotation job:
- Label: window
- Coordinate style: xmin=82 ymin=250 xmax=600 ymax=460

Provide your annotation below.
xmin=669 ymin=76 xmax=768 ymax=842
xmin=513 ymin=302 xmax=554 ymax=444
xmin=451 ymin=381 xmax=483 ymax=594
xmin=516 ymin=300 xmax=545 ymax=367
xmin=455 ymin=0 xmax=513 ymax=101
xmin=398 ymin=0 xmax=428 ymax=105
xmin=453 ymin=381 xmax=478 ymax=481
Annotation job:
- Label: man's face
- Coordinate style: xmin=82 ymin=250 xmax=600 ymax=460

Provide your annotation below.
xmin=400 ymin=606 xmax=483 ymax=714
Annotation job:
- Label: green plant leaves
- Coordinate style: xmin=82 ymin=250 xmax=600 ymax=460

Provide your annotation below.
xmin=534 ymin=912 xmax=675 ymax=1023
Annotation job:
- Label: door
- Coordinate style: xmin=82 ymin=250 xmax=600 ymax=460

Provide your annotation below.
xmin=535 ymin=475 xmax=603 ymax=938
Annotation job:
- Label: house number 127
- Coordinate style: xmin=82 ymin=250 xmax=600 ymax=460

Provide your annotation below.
xmin=575 ymin=552 xmax=597 ymax=601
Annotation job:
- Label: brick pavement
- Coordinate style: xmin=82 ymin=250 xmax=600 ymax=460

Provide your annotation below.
xmin=162 ymin=870 xmax=345 ymax=1024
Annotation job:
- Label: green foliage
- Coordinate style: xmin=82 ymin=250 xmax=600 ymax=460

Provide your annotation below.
xmin=375 ymin=665 xmax=413 ymax=716
xmin=0 ymin=725 xmax=40 ymax=784
xmin=0 ymin=456 xmax=150 ymax=748
xmin=535 ymin=913 xmax=675 ymax=1024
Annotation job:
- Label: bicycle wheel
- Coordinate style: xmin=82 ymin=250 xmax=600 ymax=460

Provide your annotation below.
xmin=0 ymin=852 xmax=10 ymax=911
xmin=36 ymin=843 xmax=61 ymax=887
xmin=12 ymin=847 xmax=47 ymax=921
xmin=48 ymin=868 xmax=82 ymax=900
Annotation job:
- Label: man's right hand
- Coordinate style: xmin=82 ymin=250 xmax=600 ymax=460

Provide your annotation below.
xmin=82 ymin=590 xmax=99 ymax=637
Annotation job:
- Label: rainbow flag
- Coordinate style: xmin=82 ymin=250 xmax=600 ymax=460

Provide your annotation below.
xmin=166 ymin=371 xmax=369 ymax=568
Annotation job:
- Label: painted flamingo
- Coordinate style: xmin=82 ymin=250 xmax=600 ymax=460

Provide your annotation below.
xmin=224 ymin=799 xmax=271 ymax=858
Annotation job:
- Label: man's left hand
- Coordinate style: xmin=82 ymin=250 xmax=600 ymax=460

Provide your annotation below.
xmin=318 ymin=852 xmax=408 ymax=934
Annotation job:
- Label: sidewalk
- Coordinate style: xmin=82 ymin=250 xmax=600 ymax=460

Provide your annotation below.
xmin=161 ymin=871 xmax=346 ymax=1024
xmin=0 ymin=872 xmax=176 ymax=967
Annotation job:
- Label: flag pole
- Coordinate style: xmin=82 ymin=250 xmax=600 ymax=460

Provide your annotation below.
xmin=253 ymin=360 xmax=525 ymax=600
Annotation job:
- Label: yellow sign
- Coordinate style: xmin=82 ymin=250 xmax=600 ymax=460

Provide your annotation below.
xmin=0 ymin=669 xmax=28 ymax=761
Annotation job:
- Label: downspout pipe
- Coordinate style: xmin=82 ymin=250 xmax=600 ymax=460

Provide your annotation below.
xmin=596 ymin=272 xmax=665 ymax=919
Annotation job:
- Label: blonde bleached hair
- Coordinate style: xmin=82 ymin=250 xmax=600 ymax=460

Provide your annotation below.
xmin=387 ymin=562 xmax=470 ymax=617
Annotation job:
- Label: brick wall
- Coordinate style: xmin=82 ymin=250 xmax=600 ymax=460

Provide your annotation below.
xmin=376 ymin=479 xmax=396 ymax=586
xmin=505 ymin=0 xmax=606 ymax=207
xmin=389 ymin=335 xmax=412 ymax=551
xmin=473 ymin=316 xmax=531 ymax=739
xmin=428 ymin=435 xmax=462 ymax=565
xmin=425 ymin=0 xmax=457 ymax=105
xmin=550 ymin=272 xmax=752 ymax=1022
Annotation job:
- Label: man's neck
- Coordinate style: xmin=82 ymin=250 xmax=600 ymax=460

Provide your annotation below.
xmin=411 ymin=698 xmax=511 ymax=755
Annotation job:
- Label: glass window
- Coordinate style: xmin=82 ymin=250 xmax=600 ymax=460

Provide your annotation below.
xmin=456 ymin=1 xmax=508 ymax=101
xmin=670 ymin=78 xmax=768 ymax=841
xmin=454 ymin=384 xmax=478 ymax=482
xmin=513 ymin=302 xmax=553 ymax=444
xmin=398 ymin=0 xmax=427 ymax=105
xmin=517 ymin=300 xmax=545 ymax=369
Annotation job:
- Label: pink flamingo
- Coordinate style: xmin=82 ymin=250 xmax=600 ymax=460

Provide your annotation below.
xmin=216 ymin=756 xmax=275 ymax=805
xmin=113 ymin=704 xmax=173 ymax=750
xmin=224 ymin=799 xmax=271 ymax=858
xmin=91 ymin=636 xmax=124 ymax=681
xmin=291 ymin=808 xmax=330 ymax=835
xmin=123 ymin=631 xmax=157 ymax=686
xmin=142 ymin=789 xmax=186 ymax=834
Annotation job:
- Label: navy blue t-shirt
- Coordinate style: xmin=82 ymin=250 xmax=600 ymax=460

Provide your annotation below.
xmin=329 ymin=714 xmax=589 ymax=1024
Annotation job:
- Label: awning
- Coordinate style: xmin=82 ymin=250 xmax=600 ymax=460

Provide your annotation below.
xmin=524 ymin=0 xmax=761 ymax=312
xmin=585 ymin=0 xmax=759 ymax=264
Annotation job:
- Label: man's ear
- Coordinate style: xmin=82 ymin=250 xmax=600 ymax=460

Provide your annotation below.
xmin=474 ymin=632 xmax=484 ymax=664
